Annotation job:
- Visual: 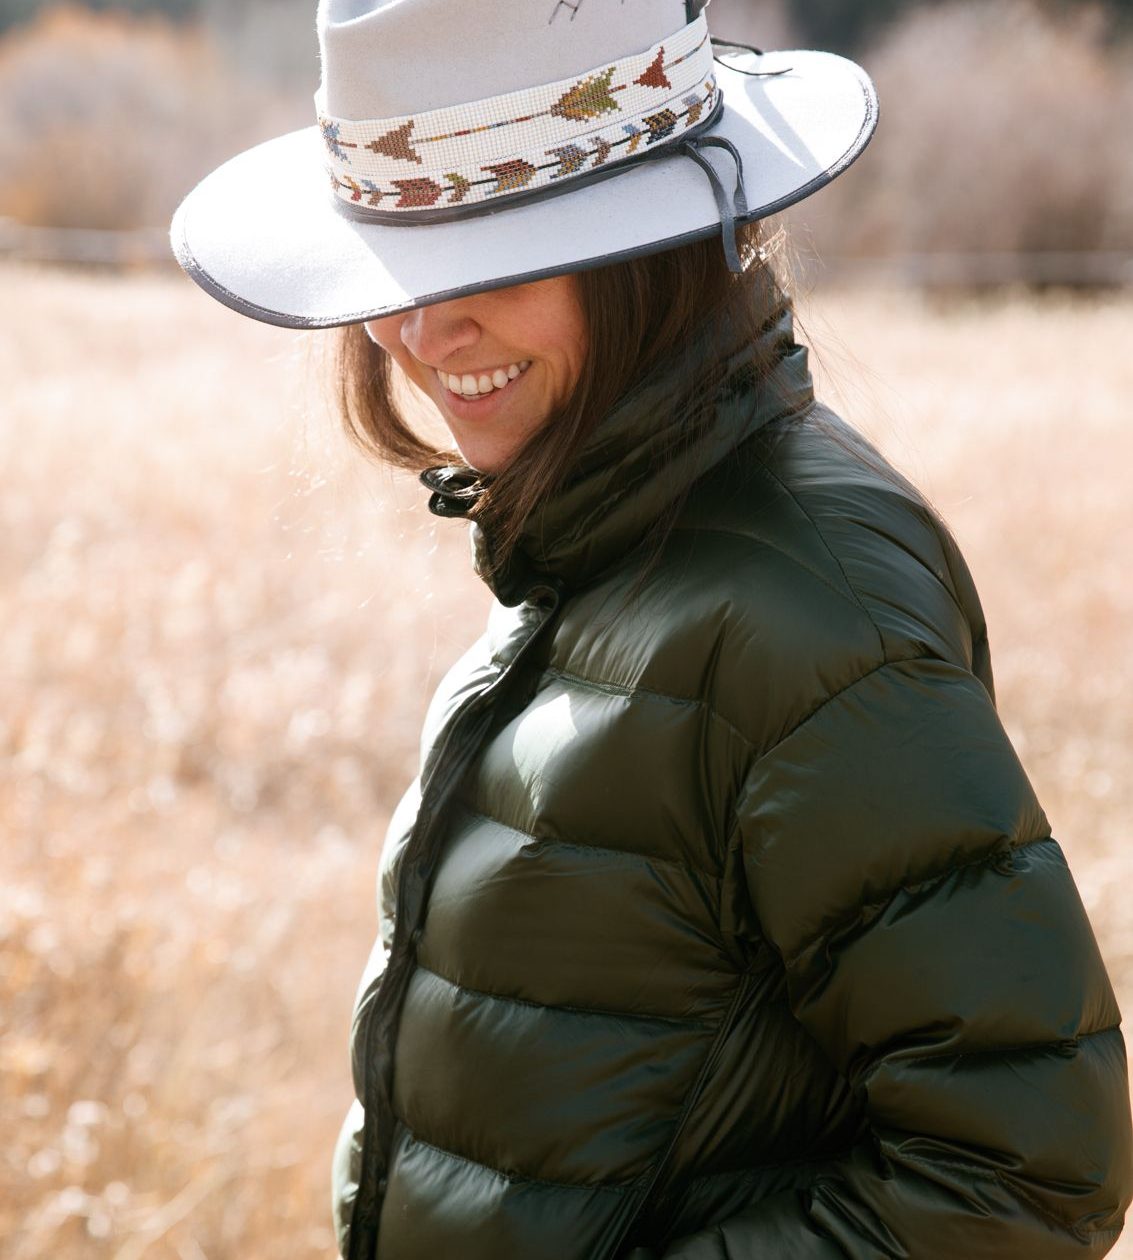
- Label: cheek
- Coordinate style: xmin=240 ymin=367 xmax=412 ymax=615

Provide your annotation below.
xmin=531 ymin=293 xmax=587 ymax=400
xmin=363 ymin=316 xmax=403 ymax=355
xmin=363 ymin=317 xmax=428 ymax=386
xmin=561 ymin=295 xmax=588 ymax=392
xmin=562 ymin=326 xmax=589 ymax=399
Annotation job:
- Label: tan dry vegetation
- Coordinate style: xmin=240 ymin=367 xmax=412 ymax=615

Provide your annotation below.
xmin=1 ymin=264 xmax=1131 ymax=1257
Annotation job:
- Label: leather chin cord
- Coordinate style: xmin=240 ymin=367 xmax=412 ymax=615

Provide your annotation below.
xmin=681 ymin=41 xmax=792 ymax=274
xmin=677 ymin=132 xmax=749 ymax=273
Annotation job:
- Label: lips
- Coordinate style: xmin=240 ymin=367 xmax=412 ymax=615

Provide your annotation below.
xmin=438 ymin=360 xmax=531 ymax=398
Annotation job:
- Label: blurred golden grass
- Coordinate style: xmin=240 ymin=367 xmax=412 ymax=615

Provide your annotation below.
xmin=2 ymin=263 xmax=1131 ymax=1257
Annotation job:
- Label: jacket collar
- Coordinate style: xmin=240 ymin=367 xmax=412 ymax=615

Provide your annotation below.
xmin=424 ymin=307 xmax=814 ymax=605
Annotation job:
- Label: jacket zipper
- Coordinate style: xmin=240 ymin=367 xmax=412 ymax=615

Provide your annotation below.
xmin=347 ymin=584 xmax=562 ymax=1260
xmin=346 ymin=702 xmax=496 ymax=1260
xmin=599 ymin=970 xmax=755 ymax=1260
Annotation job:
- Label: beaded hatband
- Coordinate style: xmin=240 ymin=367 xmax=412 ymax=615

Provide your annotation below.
xmin=317 ymin=14 xmax=717 ymax=215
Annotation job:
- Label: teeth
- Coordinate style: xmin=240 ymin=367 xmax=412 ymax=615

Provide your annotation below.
xmin=441 ymin=361 xmax=529 ymax=397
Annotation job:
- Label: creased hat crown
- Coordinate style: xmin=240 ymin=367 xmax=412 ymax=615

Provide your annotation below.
xmin=317 ymin=0 xmax=694 ymax=119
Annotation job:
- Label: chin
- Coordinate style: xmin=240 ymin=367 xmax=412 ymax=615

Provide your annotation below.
xmin=446 ymin=420 xmax=537 ymax=475
xmin=454 ymin=444 xmax=509 ymax=475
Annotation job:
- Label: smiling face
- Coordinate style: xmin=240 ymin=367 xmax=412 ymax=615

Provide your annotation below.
xmin=364 ymin=275 xmax=589 ymax=474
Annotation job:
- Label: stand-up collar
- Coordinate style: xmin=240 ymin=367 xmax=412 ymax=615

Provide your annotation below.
xmin=424 ymin=308 xmax=814 ymax=605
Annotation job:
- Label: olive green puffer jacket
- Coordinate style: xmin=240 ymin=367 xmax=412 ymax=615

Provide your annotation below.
xmin=332 ymin=312 xmax=1132 ymax=1260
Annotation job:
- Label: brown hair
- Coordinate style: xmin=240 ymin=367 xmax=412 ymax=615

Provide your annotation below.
xmin=334 ymin=222 xmax=790 ymax=571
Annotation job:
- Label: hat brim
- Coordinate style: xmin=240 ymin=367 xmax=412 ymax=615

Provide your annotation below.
xmin=171 ymin=50 xmax=876 ymax=329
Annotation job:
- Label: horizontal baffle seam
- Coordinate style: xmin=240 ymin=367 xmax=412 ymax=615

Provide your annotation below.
xmin=455 ymin=803 xmax=724 ymax=884
xmin=895 ymin=1149 xmax=1116 ymax=1244
xmin=541 ymin=649 xmax=932 ymax=764
xmin=398 ymin=1123 xmax=638 ymax=1193
xmin=679 ymin=1147 xmax=857 ymax=1192
xmin=539 ymin=663 xmax=758 ymax=755
xmin=866 ymin=1023 xmax=1123 ymax=1079
xmin=737 ymin=647 xmax=1008 ymax=789
xmin=780 ymin=834 xmax=1059 ymax=973
xmin=413 ymin=960 xmax=717 ymax=1032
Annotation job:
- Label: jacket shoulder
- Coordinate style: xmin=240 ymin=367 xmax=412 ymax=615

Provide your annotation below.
xmin=625 ymin=407 xmax=994 ymax=751
xmin=766 ymin=408 xmax=988 ymax=665
xmin=686 ymin=407 xmax=989 ymax=660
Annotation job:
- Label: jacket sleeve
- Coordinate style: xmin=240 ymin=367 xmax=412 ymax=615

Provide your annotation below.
xmin=662 ymin=654 xmax=1132 ymax=1259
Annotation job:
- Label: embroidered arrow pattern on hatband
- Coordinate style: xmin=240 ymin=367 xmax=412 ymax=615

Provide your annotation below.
xmin=320 ymin=15 xmax=717 ymax=214
xmin=320 ymin=25 xmax=709 ymax=167
xmin=392 ymin=178 xmax=444 ymax=208
xmin=328 ymin=78 xmax=718 ymax=211
xmin=484 ymin=159 xmax=539 ymax=195
xmin=328 ymin=77 xmax=719 ymax=211
xmin=366 ymin=120 xmax=422 ymax=165
xmin=552 ymin=66 xmax=621 ymax=123
xmin=635 ymin=49 xmax=672 ymax=91
xmin=445 ymin=172 xmax=471 ymax=204
xmin=644 ymin=108 xmax=680 ymax=144
xmin=320 ymin=118 xmax=357 ymax=162
xmin=548 ymin=143 xmax=589 ymax=179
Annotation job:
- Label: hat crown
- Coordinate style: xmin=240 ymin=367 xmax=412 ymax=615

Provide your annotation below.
xmin=317 ymin=0 xmax=694 ymax=120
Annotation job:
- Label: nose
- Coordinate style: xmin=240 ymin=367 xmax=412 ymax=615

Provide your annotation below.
xmin=398 ymin=299 xmax=481 ymax=367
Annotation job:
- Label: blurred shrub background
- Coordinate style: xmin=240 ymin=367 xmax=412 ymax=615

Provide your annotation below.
xmin=0 ymin=2 xmax=308 ymax=234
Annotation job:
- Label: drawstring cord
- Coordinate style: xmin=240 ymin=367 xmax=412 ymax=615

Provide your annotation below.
xmin=678 ymin=40 xmax=792 ymax=274
xmin=678 ymin=133 xmax=749 ymax=274
xmin=711 ymin=38 xmax=794 ymax=78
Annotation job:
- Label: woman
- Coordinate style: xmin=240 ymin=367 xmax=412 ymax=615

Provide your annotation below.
xmin=172 ymin=1 xmax=1133 ymax=1256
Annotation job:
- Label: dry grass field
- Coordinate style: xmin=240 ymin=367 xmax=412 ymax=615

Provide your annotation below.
xmin=2 ymin=262 xmax=1131 ymax=1258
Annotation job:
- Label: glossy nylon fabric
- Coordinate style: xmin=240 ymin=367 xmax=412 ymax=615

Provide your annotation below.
xmin=332 ymin=310 xmax=1133 ymax=1259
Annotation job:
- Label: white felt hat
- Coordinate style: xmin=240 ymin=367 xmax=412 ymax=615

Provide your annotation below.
xmin=171 ymin=0 xmax=877 ymax=329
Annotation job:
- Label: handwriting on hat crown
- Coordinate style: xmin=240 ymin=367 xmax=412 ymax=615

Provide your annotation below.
xmin=549 ymin=0 xmax=584 ymax=21
xmin=549 ymin=0 xmax=629 ymax=24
